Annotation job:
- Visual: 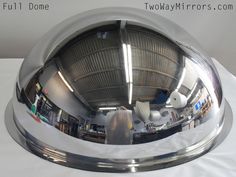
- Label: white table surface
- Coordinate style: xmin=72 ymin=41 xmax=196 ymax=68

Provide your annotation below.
xmin=0 ymin=58 xmax=235 ymax=177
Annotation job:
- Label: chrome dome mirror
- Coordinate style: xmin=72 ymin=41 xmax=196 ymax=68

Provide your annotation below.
xmin=5 ymin=8 xmax=232 ymax=172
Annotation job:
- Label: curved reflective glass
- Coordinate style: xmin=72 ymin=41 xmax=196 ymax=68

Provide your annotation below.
xmin=5 ymin=8 xmax=232 ymax=172
xmin=20 ymin=24 xmax=222 ymax=145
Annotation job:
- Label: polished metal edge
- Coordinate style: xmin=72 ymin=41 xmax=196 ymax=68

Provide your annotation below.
xmin=5 ymin=99 xmax=232 ymax=173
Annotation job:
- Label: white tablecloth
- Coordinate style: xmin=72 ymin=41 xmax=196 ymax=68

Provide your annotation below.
xmin=0 ymin=58 xmax=235 ymax=177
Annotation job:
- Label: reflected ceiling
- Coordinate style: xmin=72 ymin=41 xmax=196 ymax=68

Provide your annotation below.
xmin=56 ymin=24 xmax=183 ymax=109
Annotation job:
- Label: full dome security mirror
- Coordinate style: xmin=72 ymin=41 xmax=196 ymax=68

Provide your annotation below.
xmin=5 ymin=8 xmax=233 ymax=172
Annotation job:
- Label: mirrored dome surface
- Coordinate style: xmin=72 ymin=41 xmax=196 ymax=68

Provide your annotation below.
xmin=5 ymin=8 xmax=232 ymax=172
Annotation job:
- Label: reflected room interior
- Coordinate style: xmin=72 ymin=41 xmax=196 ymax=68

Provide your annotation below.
xmin=19 ymin=22 xmax=216 ymax=145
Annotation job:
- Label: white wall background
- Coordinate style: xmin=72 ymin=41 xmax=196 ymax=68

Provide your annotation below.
xmin=0 ymin=0 xmax=235 ymax=75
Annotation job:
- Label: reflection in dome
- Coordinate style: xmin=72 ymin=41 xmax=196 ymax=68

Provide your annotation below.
xmin=20 ymin=23 xmax=218 ymax=145
xmin=6 ymin=7 xmax=232 ymax=172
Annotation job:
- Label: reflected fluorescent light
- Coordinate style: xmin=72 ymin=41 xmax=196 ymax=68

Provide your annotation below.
xmin=97 ymin=165 xmax=113 ymax=168
xmin=122 ymin=44 xmax=129 ymax=83
xmin=187 ymin=82 xmax=197 ymax=100
xmin=45 ymin=147 xmax=66 ymax=156
xmin=122 ymin=43 xmax=133 ymax=104
xmin=129 ymin=83 xmax=133 ymax=104
xmin=127 ymin=44 xmax=133 ymax=83
xmin=176 ymin=68 xmax=186 ymax=90
xmin=53 ymin=158 xmax=66 ymax=163
xmin=57 ymin=109 xmax=62 ymax=122
xmin=165 ymin=105 xmax=173 ymax=108
xmin=122 ymin=44 xmax=133 ymax=83
xmin=58 ymin=71 xmax=74 ymax=92
xmin=99 ymin=107 xmax=117 ymax=111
